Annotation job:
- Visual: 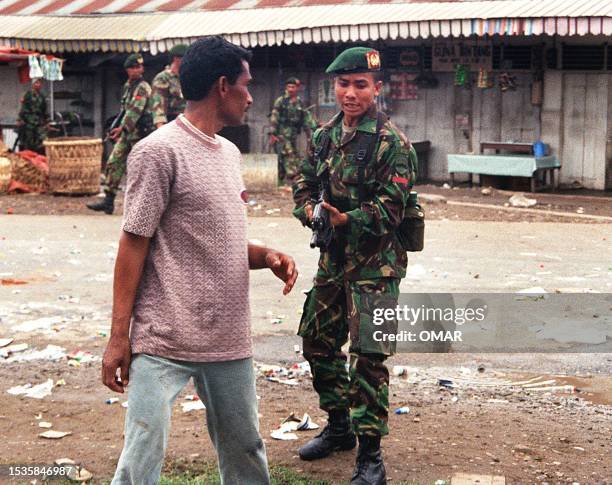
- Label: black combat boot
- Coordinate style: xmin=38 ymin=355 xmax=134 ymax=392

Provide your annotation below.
xmin=298 ymin=409 xmax=356 ymax=461
xmin=350 ymin=435 xmax=386 ymax=485
xmin=86 ymin=193 xmax=115 ymax=215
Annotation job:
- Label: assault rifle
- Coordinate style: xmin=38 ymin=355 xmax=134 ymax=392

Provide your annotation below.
xmin=309 ymin=178 xmax=333 ymax=250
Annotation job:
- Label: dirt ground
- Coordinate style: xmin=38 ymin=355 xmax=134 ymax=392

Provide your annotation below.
xmin=0 ymin=344 xmax=610 ymax=484
xmin=0 ymin=189 xmax=611 ymax=484
xmin=1 ymin=183 xmax=611 ymax=224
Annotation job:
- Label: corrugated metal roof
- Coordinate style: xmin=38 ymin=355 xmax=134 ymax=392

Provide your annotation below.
xmin=0 ymin=0 xmax=610 ymax=52
xmin=0 ymin=0 xmax=611 ymax=15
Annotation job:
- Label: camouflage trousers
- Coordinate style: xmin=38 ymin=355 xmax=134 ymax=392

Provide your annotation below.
xmin=19 ymin=125 xmax=46 ymax=154
xmin=103 ymin=134 xmax=135 ymax=196
xmin=298 ymin=277 xmax=400 ymax=437
xmin=276 ymin=135 xmax=301 ymax=185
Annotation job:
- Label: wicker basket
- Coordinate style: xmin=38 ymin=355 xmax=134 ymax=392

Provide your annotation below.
xmin=6 ymin=152 xmax=48 ymax=192
xmin=44 ymin=137 xmax=103 ymax=195
xmin=0 ymin=156 xmax=11 ymax=193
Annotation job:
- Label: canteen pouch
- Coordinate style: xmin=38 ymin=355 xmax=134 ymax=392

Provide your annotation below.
xmin=396 ymin=191 xmax=424 ymax=252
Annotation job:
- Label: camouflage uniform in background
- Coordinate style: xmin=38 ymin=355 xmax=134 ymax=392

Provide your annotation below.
xmin=104 ymin=78 xmax=153 ymax=196
xmin=293 ymin=105 xmax=417 ymax=437
xmin=150 ymin=66 xmax=185 ymax=126
xmin=17 ymin=88 xmax=48 ymax=154
xmin=270 ymin=93 xmax=317 ymax=184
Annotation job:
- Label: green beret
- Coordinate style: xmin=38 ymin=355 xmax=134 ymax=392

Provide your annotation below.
xmin=169 ymin=44 xmax=188 ymax=58
xmin=124 ymin=53 xmax=144 ymax=69
xmin=325 ymin=47 xmax=382 ymax=74
xmin=285 ymin=77 xmax=300 ymax=85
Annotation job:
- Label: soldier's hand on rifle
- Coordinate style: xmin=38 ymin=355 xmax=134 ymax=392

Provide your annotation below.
xmin=109 ymin=127 xmax=122 ymax=141
xmin=321 ymin=201 xmax=349 ymax=227
xmin=155 ymin=122 xmax=164 ymax=129
xmin=15 ymin=120 xmax=24 ymax=127
xmin=305 ymin=203 xmax=314 ymax=222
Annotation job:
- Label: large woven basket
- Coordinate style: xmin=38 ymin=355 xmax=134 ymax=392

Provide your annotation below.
xmin=0 ymin=156 xmax=11 ymax=193
xmin=44 ymin=137 xmax=102 ymax=195
xmin=6 ymin=152 xmax=48 ymax=192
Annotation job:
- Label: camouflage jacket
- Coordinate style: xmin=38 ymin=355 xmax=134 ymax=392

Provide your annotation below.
xmin=293 ymin=105 xmax=417 ymax=282
xmin=150 ymin=67 xmax=185 ymax=125
xmin=270 ymin=93 xmax=317 ymax=139
xmin=119 ymin=78 xmax=153 ymax=141
xmin=18 ymin=89 xmax=48 ymax=127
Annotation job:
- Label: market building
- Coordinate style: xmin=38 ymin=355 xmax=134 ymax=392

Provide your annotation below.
xmin=0 ymin=0 xmax=610 ymax=189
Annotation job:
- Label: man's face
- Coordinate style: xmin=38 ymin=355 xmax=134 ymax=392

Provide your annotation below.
xmin=126 ymin=64 xmax=144 ymax=80
xmin=335 ymin=73 xmax=381 ymax=119
xmin=172 ymin=56 xmax=182 ymax=70
xmin=221 ymin=60 xmax=253 ymax=127
xmin=285 ymin=83 xmax=299 ymax=97
xmin=32 ymin=80 xmax=43 ymax=92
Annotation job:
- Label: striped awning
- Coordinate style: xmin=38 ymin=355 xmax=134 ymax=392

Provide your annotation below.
xmin=0 ymin=0 xmax=610 ymax=53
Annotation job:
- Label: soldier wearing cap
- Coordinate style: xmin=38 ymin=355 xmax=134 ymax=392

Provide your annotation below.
xmin=87 ymin=53 xmax=154 ymax=215
xmin=16 ymin=77 xmax=49 ymax=154
xmin=150 ymin=44 xmax=187 ymax=128
xmin=293 ymin=47 xmax=417 ymax=485
xmin=270 ymin=76 xmax=317 ymax=187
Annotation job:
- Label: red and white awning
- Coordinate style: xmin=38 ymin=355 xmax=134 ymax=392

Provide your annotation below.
xmin=0 ymin=0 xmax=610 ymax=53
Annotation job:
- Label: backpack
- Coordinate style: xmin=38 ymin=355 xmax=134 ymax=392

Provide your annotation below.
xmin=315 ymin=111 xmax=424 ymax=252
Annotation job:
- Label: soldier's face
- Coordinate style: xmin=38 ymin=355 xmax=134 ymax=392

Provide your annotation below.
xmin=335 ymin=73 xmax=382 ymax=120
xmin=32 ymin=80 xmax=43 ymax=92
xmin=286 ymin=83 xmax=299 ymax=97
xmin=221 ymin=60 xmax=253 ymax=127
xmin=126 ymin=65 xmax=144 ymax=80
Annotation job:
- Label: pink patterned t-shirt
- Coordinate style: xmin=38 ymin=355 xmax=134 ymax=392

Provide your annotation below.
xmin=122 ymin=115 xmax=251 ymax=362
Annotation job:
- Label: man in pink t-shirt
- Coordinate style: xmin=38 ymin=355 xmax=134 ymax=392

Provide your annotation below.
xmin=101 ymin=37 xmax=298 ymax=485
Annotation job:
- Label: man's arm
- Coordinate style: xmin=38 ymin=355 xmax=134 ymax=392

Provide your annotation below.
xmin=248 ymin=243 xmax=298 ymax=295
xmin=151 ymin=74 xmax=169 ymax=128
xmin=292 ymin=128 xmax=322 ymax=225
xmin=101 ymin=231 xmax=150 ymax=393
xmin=121 ymin=83 xmax=150 ymax=134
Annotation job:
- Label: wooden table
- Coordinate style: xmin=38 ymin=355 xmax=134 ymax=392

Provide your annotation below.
xmin=447 ymin=154 xmax=561 ymax=192
xmin=480 ymin=141 xmax=533 ymax=155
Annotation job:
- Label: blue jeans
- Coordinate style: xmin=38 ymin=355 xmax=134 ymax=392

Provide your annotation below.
xmin=111 ymin=354 xmax=270 ymax=485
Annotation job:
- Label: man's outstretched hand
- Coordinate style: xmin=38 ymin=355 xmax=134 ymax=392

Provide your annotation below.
xmin=265 ymin=251 xmax=298 ymax=295
xmin=101 ymin=335 xmax=131 ymax=393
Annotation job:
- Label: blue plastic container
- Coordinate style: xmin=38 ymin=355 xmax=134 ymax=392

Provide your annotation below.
xmin=533 ymin=141 xmax=547 ymax=158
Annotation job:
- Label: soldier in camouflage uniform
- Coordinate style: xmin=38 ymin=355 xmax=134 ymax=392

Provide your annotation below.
xmin=293 ymin=47 xmax=417 ymax=485
xmin=16 ymin=78 xmax=48 ymax=154
xmin=270 ymin=77 xmax=317 ymax=186
xmin=150 ymin=44 xmax=187 ymax=128
xmin=87 ymin=54 xmax=154 ymax=215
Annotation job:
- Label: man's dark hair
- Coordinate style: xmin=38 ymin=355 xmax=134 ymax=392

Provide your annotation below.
xmin=180 ymin=36 xmax=252 ymax=101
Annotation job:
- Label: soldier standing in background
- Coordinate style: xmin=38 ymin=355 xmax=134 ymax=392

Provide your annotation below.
xmin=87 ymin=53 xmax=154 ymax=215
xmin=293 ymin=47 xmax=417 ymax=485
xmin=269 ymin=77 xmax=317 ymax=188
xmin=16 ymin=77 xmax=48 ymax=154
xmin=150 ymin=44 xmax=187 ymax=128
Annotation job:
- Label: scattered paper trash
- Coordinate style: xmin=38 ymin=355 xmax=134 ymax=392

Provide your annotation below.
xmin=509 ymin=193 xmax=537 ymax=208
xmin=38 ymin=421 xmax=53 ymax=428
xmin=271 ymin=429 xmax=298 ymax=441
xmin=271 ymin=413 xmax=318 ymax=440
xmin=106 ymin=398 xmax=119 ymax=404
xmin=55 ymin=458 xmax=93 ymax=481
xmin=8 ymin=378 xmax=54 ymax=399
xmin=0 ymin=337 xmax=14 ymax=347
xmin=40 ymin=430 xmax=72 ymax=439
xmin=392 ymin=366 xmax=409 ymax=377
xmin=438 ymin=379 xmax=454 ymax=389
xmin=394 ymin=406 xmax=410 ymax=415
xmin=11 ymin=316 xmax=63 ymax=333
xmin=182 ymin=400 xmax=206 ymax=412
xmin=121 ymin=401 xmax=129 ymax=408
